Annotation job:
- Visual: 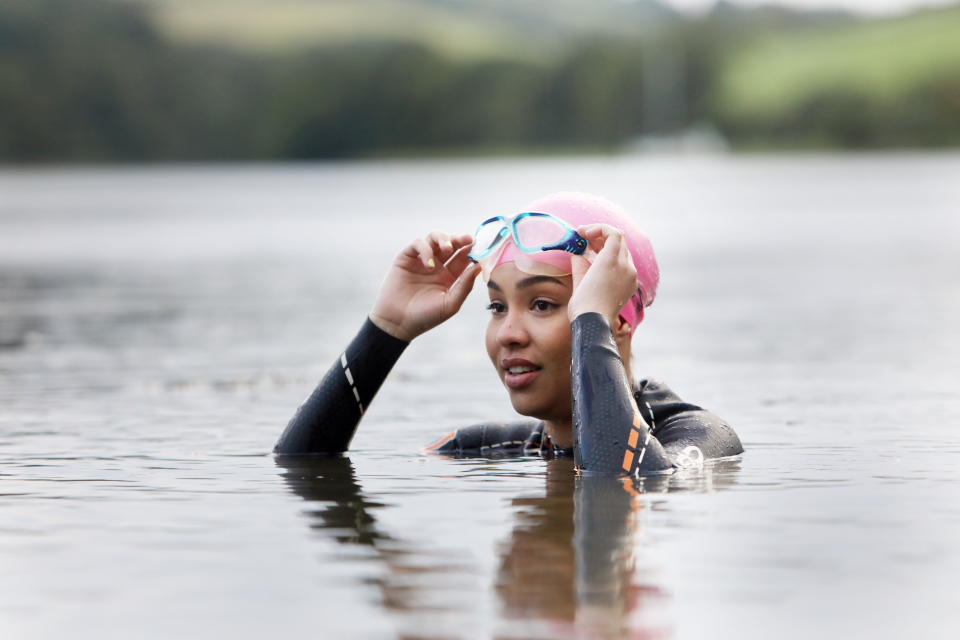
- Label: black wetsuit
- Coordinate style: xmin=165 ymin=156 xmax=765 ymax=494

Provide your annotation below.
xmin=274 ymin=313 xmax=743 ymax=475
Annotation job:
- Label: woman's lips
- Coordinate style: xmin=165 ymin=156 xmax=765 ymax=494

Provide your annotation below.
xmin=505 ymin=369 xmax=539 ymax=389
xmin=502 ymin=358 xmax=541 ymax=390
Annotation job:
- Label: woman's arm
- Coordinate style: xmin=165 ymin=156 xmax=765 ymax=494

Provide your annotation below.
xmin=274 ymin=318 xmax=408 ymax=455
xmin=421 ymin=420 xmax=541 ymax=456
xmin=274 ymin=232 xmax=481 ymax=456
xmin=570 ymin=313 xmax=673 ymax=476
xmin=566 ymin=225 xmax=673 ymax=476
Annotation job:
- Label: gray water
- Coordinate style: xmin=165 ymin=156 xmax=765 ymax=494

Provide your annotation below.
xmin=1 ymin=154 xmax=958 ymax=639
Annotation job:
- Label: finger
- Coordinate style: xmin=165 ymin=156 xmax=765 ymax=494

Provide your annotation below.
xmin=593 ymin=229 xmax=623 ymax=266
xmin=427 ymin=231 xmax=455 ymax=262
xmin=618 ymin=232 xmax=633 ymax=269
xmin=450 ymin=233 xmax=473 ymax=251
xmin=445 ymin=260 xmax=481 ymax=314
xmin=398 ymin=238 xmax=424 ymax=268
xmin=450 ymin=232 xmax=475 ymax=252
xmin=570 ymin=254 xmax=590 ymax=291
xmin=576 ymin=223 xmax=617 ymax=239
xmin=443 ymin=232 xmax=481 ymax=277
xmin=615 ymin=230 xmax=637 ymax=281
xmin=575 ymin=224 xmax=601 ymax=250
xmin=412 ymin=237 xmax=437 ymax=270
xmin=423 ymin=233 xmax=449 ymax=264
xmin=444 ymin=244 xmax=473 ymax=279
xmin=576 ymin=224 xmax=622 ymax=253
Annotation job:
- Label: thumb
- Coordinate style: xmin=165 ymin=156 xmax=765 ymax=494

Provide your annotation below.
xmin=445 ymin=261 xmax=481 ymax=313
xmin=570 ymin=254 xmax=590 ymax=291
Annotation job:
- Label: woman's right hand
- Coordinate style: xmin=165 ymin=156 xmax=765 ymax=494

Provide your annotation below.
xmin=369 ymin=231 xmax=481 ymax=342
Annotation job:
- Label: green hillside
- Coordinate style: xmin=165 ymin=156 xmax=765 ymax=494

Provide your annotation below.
xmin=139 ymin=0 xmax=677 ymax=62
xmin=3 ymin=0 xmax=957 ymax=161
xmin=715 ymin=4 xmax=960 ymax=122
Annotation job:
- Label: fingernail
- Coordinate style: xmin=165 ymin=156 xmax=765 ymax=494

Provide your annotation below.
xmin=428 ymin=258 xmax=436 ymax=268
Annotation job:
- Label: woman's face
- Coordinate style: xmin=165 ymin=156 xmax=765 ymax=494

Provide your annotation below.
xmin=484 ymin=262 xmax=574 ymax=426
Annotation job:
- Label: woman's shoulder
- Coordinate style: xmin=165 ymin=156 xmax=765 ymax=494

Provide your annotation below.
xmin=635 ymin=378 xmax=744 ymax=459
xmin=634 ymin=377 xmax=716 ymax=418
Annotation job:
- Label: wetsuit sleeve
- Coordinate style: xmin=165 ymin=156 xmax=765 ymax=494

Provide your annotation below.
xmin=274 ymin=318 xmax=408 ymax=456
xmin=571 ymin=313 xmax=673 ymax=476
xmin=422 ymin=421 xmax=538 ymax=456
xmin=636 ymin=379 xmax=743 ymax=460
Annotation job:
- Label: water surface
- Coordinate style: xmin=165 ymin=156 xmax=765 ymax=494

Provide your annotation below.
xmin=1 ymin=154 xmax=959 ymax=638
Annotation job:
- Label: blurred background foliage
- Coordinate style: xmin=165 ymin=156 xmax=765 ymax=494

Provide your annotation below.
xmin=1 ymin=0 xmax=958 ymax=162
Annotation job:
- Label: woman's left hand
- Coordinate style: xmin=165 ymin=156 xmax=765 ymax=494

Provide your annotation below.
xmin=567 ymin=224 xmax=637 ymax=325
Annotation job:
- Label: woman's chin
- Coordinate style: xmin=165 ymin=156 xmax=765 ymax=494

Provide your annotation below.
xmin=501 ymin=375 xmax=571 ymax=423
xmin=507 ymin=393 xmax=543 ymax=420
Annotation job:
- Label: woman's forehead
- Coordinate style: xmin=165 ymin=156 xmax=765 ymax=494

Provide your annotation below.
xmin=487 ymin=263 xmax=572 ymax=294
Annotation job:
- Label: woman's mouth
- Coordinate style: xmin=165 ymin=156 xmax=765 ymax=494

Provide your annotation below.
xmin=502 ymin=359 xmax=541 ymax=389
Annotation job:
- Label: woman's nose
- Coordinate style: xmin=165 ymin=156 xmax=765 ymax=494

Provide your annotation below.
xmin=496 ymin=310 xmax=529 ymax=347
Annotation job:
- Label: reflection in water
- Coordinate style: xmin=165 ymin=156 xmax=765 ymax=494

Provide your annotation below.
xmin=495 ymin=459 xmax=741 ymax=639
xmin=275 ymin=456 xmax=426 ymax=617
xmin=276 ymin=456 xmax=740 ymax=638
xmin=495 ymin=459 xmax=660 ymax=639
xmin=276 ymin=456 xmax=480 ymax=626
xmin=276 ymin=456 xmax=388 ymax=546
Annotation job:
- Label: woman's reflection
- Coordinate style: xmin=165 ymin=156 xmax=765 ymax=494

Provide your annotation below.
xmin=495 ymin=459 xmax=668 ymax=638
xmin=276 ymin=455 xmax=740 ymax=637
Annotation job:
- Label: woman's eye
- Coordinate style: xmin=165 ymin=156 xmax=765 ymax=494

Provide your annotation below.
xmin=486 ymin=302 xmax=506 ymax=314
xmin=532 ymin=299 xmax=556 ymax=312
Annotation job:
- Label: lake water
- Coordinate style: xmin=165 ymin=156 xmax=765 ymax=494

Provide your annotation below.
xmin=1 ymin=154 xmax=959 ymax=639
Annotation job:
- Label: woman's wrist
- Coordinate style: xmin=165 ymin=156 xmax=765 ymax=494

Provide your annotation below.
xmin=368 ymin=313 xmax=414 ymax=343
xmin=567 ymin=303 xmax=617 ymax=327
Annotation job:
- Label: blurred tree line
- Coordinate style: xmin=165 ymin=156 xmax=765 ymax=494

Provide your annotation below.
xmin=1 ymin=0 xmax=958 ymax=162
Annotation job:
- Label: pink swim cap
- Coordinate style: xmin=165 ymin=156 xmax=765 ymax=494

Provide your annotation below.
xmin=493 ymin=191 xmax=659 ymax=329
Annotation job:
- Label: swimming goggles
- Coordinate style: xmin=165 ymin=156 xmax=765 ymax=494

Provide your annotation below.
xmin=468 ymin=212 xmax=590 ymax=280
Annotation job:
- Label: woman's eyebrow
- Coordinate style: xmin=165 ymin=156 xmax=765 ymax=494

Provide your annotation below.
xmin=516 ymin=275 xmax=565 ymax=290
xmin=487 ymin=280 xmax=502 ymax=291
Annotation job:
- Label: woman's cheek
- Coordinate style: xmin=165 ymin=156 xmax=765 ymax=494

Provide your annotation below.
xmin=484 ymin=319 xmax=499 ymax=367
xmin=547 ymin=315 xmax=573 ymax=366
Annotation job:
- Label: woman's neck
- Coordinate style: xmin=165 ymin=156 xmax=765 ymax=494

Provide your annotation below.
xmin=543 ymin=418 xmax=573 ymax=449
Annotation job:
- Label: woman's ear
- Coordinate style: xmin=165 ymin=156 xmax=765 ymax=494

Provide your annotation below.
xmin=614 ymin=316 xmax=632 ymax=340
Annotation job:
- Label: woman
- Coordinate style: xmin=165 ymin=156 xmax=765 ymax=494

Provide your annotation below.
xmin=274 ymin=192 xmax=743 ymax=475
